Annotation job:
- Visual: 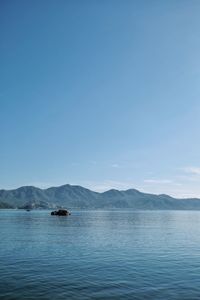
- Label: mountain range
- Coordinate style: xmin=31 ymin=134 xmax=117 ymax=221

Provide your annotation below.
xmin=1 ymin=184 xmax=200 ymax=210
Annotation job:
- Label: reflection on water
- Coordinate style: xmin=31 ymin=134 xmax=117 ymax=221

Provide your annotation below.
xmin=0 ymin=210 xmax=200 ymax=299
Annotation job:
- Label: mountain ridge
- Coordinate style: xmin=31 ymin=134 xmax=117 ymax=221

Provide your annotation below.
xmin=0 ymin=184 xmax=200 ymax=210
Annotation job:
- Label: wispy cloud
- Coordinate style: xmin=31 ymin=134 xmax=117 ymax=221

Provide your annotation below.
xmin=90 ymin=160 xmax=97 ymax=165
xmin=183 ymin=166 xmax=200 ymax=175
xmin=111 ymin=163 xmax=120 ymax=168
xmin=144 ymin=179 xmax=172 ymax=184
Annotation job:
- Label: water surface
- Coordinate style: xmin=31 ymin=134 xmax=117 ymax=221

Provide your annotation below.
xmin=0 ymin=210 xmax=200 ymax=299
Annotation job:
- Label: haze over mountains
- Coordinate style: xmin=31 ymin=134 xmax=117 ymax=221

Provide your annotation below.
xmin=1 ymin=184 xmax=200 ymax=210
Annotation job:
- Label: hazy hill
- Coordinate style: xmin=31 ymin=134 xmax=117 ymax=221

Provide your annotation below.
xmin=1 ymin=184 xmax=200 ymax=210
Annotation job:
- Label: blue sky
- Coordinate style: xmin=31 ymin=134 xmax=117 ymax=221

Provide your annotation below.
xmin=1 ymin=0 xmax=200 ymax=197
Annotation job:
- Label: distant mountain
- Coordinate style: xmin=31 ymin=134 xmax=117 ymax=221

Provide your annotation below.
xmin=0 ymin=201 xmax=14 ymax=209
xmin=1 ymin=184 xmax=200 ymax=210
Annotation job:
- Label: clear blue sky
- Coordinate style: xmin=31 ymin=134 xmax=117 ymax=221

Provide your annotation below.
xmin=1 ymin=0 xmax=200 ymax=197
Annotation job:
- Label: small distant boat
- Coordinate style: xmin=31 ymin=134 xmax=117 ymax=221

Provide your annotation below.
xmin=26 ymin=209 xmax=31 ymax=212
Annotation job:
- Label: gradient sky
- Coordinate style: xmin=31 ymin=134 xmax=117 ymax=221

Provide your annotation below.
xmin=1 ymin=0 xmax=200 ymax=197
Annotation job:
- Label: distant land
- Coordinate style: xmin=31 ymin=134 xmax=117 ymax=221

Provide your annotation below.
xmin=1 ymin=184 xmax=200 ymax=210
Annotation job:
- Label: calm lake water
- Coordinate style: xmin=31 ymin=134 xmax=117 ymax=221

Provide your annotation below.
xmin=1 ymin=210 xmax=200 ymax=299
